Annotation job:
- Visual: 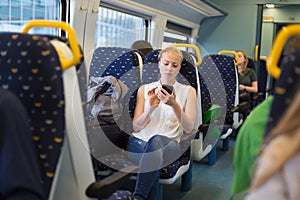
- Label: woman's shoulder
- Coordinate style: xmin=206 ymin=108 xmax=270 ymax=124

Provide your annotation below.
xmin=245 ymin=68 xmax=255 ymax=72
xmin=175 ymin=82 xmax=196 ymax=96
xmin=142 ymin=81 xmax=159 ymax=88
xmin=176 ymin=81 xmax=192 ymax=88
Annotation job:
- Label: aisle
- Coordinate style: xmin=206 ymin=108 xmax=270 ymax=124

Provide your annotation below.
xmin=163 ymin=139 xmax=235 ymax=200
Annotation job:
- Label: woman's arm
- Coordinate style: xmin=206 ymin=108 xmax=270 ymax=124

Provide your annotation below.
xmin=132 ymin=85 xmax=160 ymax=132
xmin=240 ymin=81 xmax=258 ymax=93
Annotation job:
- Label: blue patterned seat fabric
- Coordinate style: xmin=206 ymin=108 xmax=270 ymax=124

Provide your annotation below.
xmin=89 ymin=47 xmax=141 ymax=128
xmin=0 ymin=33 xmax=65 ymax=198
xmin=0 ymin=33 xmax=133 ymax=200
xmin=264 ymin=45 xmax=300 ymax=136
xmin=88 ymin=47 xmax=142 ymax=152
xmin=199 ymin=54 xmax=238 ymax=150
xmin=88 ymin=47 xmax=143 ymax=200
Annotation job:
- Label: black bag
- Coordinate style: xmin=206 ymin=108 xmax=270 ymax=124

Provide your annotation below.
xmin=87 ymin=76 xmax=128 ymax=125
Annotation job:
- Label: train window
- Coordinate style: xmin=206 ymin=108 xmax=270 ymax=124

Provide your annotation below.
xmin=163 ymin=21 xmax=191 ymax=48
xmin=95 ymin=3 xmax=151 ymax=48
xmin=0 ymin=0 xmax=61 ymax=34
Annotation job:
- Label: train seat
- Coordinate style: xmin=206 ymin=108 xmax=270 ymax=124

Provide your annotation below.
xmin=0 ymin=21 xmax=139 ymax=200
xmin=0 ymin=30 xmax=96 ymax=199
xmin=264 ymin=42 xmax=300 ymax=136
xmin=256 ymin=58 xmax=271 ymax=104
xmin=87 ymin=46 xmax=141 ymax=172
xmin=199 ymin=54 xmax=242 ymax=151
xmin=88 ymin=47 xmax=199 ymax=200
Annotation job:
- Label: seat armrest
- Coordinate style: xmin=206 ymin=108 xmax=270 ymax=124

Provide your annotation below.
xmin=85 ymin=165 xmax=138 ymax=199
xmin=231 ymin=101 xmax=251 ymax=113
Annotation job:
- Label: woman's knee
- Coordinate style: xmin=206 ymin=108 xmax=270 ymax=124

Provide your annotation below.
xmin=146 ymin=135 xmax=173 ymax=151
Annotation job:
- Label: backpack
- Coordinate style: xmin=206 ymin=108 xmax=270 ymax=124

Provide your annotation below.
xmin=87 ymin=76 xmax=128 ymax=125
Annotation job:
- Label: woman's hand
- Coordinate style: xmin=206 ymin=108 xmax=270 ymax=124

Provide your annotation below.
xmin=156 ymin=86 xmax=176 ymax=106
xmin=148 ymin=87 xmax=160 ymax=107
xmin=239 ymin=84 xmax=246 ymax=90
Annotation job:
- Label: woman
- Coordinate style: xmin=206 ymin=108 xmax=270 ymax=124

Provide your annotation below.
xmin=127 ymin=46 xmax=196 ymax=200
xmin=246 ymin=88 xmax=300 ymax=200
xmin=236 ymin=50 xmax=258 ymax=94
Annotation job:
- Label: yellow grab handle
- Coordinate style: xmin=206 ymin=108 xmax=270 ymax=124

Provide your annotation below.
xmin=218 ymin=50 xmax=240 ymax=66
xmin=254 ymin=45 xmax=259 ymax=62
xmin=174 ymin=43 xmax=202 ymax=66
xmin=22 ymin=20 xmax=82 ymax=71
xmin=267 ymin=24 xmax=300 ymax=79
xmin=260 ymin=55 xmax=268 ymax=60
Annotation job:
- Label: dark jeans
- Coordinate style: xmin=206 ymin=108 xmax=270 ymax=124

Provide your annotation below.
xmin=127 ymin=135 xmax=181 ymax=200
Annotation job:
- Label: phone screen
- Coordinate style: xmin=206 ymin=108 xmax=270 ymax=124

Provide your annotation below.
xmin=162 ymin=84 xmax=173 ymax=94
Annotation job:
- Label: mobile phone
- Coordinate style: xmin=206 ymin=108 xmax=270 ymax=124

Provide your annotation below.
xmin=162 ymin=84 xmax=173 ymax=94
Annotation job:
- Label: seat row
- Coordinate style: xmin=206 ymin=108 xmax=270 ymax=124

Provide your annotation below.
xmin=0 ymin=19 xmax=257 ymax=200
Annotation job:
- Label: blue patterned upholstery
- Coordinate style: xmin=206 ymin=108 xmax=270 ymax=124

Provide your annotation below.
xmin=199 ymin=54 xmax=240 ymax=151
xmin=87 ymin=47 xmax=145 ymax=200
xmin=90 ymin=47 xmax=141 ymax=128
xmin=0 ymin=32 xmax=135 ymax=200
xmin=0 ymin=33 xmax=65 ymax=198
xmin=106 ymin=190 xmax=133 ymax=200
xmin=265 ymin=46 xmax=300 ymax=136
xmin=88 ymin=47 xmax=142 ymax=156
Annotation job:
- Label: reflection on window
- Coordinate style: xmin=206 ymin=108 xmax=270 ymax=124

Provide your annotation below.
xmin=0 ymin=0 xmax=60 ymax=34
xmin=95 ymin=6 xmax=149 ymax=48
xmin=163 ymin=31 xmax=189 ymax=48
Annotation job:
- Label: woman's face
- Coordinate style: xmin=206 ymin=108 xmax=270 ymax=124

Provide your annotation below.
xmin=158 ymin=52 xmax=181 ymax=81
xmin=237 ymin=51 xmax=246 ymax=64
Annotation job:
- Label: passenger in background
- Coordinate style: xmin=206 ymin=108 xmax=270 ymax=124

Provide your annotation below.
xmin=0 ymin=88 xmax=44 ymax=200
xmin=236 ymin=50 xmax=258 ymax=95
xmin=127 ymin=46 xmax=196 ymax=200
xmin=246 ymin=86 xmax=300 ymax=200
xmin=131 ymin=40 xmax=153 ymax=58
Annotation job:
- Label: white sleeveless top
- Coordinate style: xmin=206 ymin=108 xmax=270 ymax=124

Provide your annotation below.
xmin=132 ymin=81 xmax=191 ymax=142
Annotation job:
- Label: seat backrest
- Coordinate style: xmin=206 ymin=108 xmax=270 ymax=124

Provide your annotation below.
xmin=89 ymin=47 xmax=142 ymax=130
xmin=0 ymin=30 xmax=95 ymax=200
xmin=0 ymin=33 xmax=66 ymax=198
xmin=199 ymin=54 xmax=235 ymax=126
xmin=143 ymin=49 xmax=202 ymax=143
xmin=143 ymin=50 xmax=198 ymax=92
xmin=256 ymin=59 xmax=270 ymax=102
xmin=264 ymin=45 xmax=300 ymax=136
xmin=87 ymin=47 xmax=143 ymax=181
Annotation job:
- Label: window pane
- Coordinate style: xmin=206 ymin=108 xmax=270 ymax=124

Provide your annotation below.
xmin=163 ymin=21 xmax=191 ymax=48
xmin=0 ymin=0 xmax=60 ymax=34
xmin=95 ymin=6 xmax=149 ymax=48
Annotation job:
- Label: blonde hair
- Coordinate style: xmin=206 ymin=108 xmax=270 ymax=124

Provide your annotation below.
xmin=236 ymin=50 xmax=249 ymax=73
xmin=251 ymin=86 xmax=300 ymax=190
xmin=158 ymin=45 xmax=183 ymax=64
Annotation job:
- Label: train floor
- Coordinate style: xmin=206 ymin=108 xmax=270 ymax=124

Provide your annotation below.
xmin=163 ymin=139 xmax=235 ymax=200
xmin=120 ymin=139 xmax=235 ymax=200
